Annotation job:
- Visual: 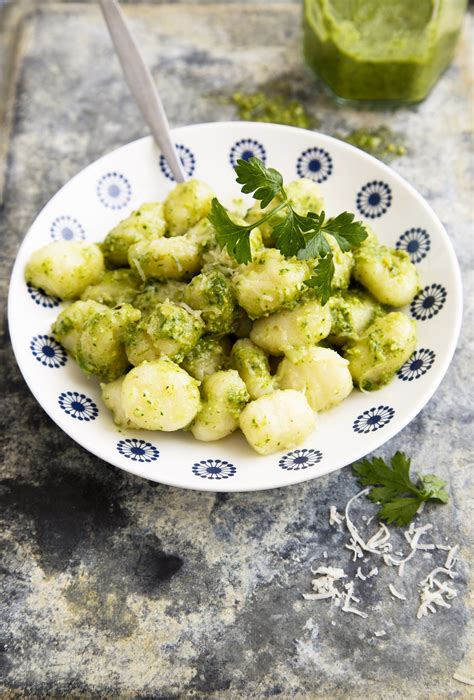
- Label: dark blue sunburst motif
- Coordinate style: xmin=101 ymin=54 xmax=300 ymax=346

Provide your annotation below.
xmin=278 ymin=448 xmax=323 ymax=471
xmin=160 ymin=144 xmax=196 ymax=181
xmin=396 ymin=227 xmax=430 ymax=263
xmin=229 ymin=139 xmax=266 ymax=168
xmin=296 ymin=147 xmax=333 ymax=183
xmin=192 ymin=459 xmax=236 ymax=480
xmin=356 ymin=181 xmax=392 ymax=218
xmin=410 ymin=284 xmax=447 ymax=321
xmin=353 ymin=405 xmax=395 ymax=434
xmin=30 ymin=335 xmax=67 ymax=368
xmin=397 ymin=349 xmax=435 ymax=381
xmin=117 ymin=438 xmax=160 ymax=463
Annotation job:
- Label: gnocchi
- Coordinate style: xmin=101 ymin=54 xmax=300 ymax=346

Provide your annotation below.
xmin=25 ymin=241 xmax=104 ymax=299
xmin=239 ymin=390 xmax=316 ymax=455
xmin=353 ymin=245 xmax=419 ymax=307
xmin=25 ymin=170 xmax=419 ymax=456
xmin=250 ymin=298 xmax=332 ymax=355
xmin=230 ymin=338 xmax=277 ymax=399
xmin=277 ymin=346 xmax=353 ymax=411
xmin=121 ymin=359 xmax=201 ymax=431
xmin=344 ymin=312 xmax=417 ymax=390
xmin=191 ymin=369 xmax=249 ymax=441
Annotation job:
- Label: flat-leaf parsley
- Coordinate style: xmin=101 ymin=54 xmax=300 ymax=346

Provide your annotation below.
xmin=208 ymin=157 xmax=368 ymax=304
xmin=353 ymin=451 xmax=449 ymax=526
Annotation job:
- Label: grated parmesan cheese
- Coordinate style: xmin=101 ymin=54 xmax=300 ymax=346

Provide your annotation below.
xmin=329 ymin=505 xmax=344 ymax=526
xmin=303 ymin=491 xmax=460 ymax=623
xmin=389 ymin=584 xmax=406 ymax=601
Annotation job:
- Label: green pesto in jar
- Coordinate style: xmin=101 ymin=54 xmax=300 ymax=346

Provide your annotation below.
xmin=303 ymin=0 xmax=467 ymax=102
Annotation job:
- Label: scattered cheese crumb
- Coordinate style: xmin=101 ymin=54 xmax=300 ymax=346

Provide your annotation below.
xmin=303 ymin=492 xmax=460 ymax=624
xmin=389 ymin=584 xmax=406 ymax=601
xmin=374 ymin=630 xmax=386 ymax=637
xmin=453 ymin=673 xmax=474 ymax=686
xmin=329 ymin=505 xmax=344 ymax=526
xmin=416 ymin=546 xmax=459 ymax=619
xmin=342 ymin=581 xmax=368 ymax=618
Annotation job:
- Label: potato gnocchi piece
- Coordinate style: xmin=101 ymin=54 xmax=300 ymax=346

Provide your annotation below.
xmin=181 ymin=335 xmax=231 ymax=381
xmin=133 ymin=280 xmax=187 ymax=313
xmin=25 ymin=241 xmax=104 ymax=299
xmin=353 ymin=245 xmax=419 ymax=307
xmin=328 ymin=288 xmax=385 ymax=346
xmin=51 ymin=300 xmax=109 ymax=356
xmin=183 ymin=267 xmax=240 ymax=334
xmin=246 ymin=178 xmax=324 ymax=244
xmin=163 ymin=179 xmax=214 ymax=236
xmin=101 ymin=375 xmax=140 ymax=429
xmin=230 ymin=338 xmax=277 ymax=400
xmin=232 ymin=248 xmax=309 ymax=319
xmin=122 ymin=359 xmax=201 ymax=430
xmin=128 ymin=235 xmax=201 ymax=281
xmin=277 ymin=346 xmax=353 ymax=412
xmin=250 ymin=298 xmax=332 ymax=355
xmin=76 ymin=304 xmax=141 ymax=382
xmin=125 ymin=300 xmax=204 ymax=366
xmin=239 ymin=389 xmax=316 ymax=455
xmin=344 ymin=311 xmax=417 ymax=390
xmin=191 ymin=369 xmax=249 ymax=442
xmin=80 ymin=269 xmax=142 ymax=306
xmin=102 ymin=202 xmax=166 ymax=268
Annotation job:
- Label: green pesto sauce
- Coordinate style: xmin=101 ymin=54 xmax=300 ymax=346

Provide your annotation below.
xmin=342 ymin=126 xmax=407 ymax=162
xmin=230 ymin=91 xmax=316 ymax=129
xmin=303 ymin=0 xmax=466 ymax=102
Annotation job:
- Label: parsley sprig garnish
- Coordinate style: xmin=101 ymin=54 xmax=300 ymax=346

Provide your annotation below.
xmin=208 ymin=157 xmax=368 ymax=304
xmin=353 ymin=452 xmax=449 ymax=527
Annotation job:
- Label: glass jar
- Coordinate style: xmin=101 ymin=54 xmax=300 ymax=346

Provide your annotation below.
xmin=303 ymin=0 xmax=467 ymax=103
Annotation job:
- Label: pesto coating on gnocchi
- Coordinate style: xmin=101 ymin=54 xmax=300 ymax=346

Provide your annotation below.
xmin=25 ymin=173 xmax=420 ymax=456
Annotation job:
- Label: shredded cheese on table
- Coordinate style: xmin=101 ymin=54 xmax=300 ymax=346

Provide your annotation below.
xmin=303 ymin=492 xmax=461 ymax=624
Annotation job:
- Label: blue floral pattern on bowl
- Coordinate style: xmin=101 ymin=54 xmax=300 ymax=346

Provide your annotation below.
xmin=397 ymin=348 xmax=435 ymax=382
xmin=26 ymin=282 xmax=60 ymax=308
xmin=279 ymin=448 xmax=323 ymax=471
xmin=160 ymin=144 xmax=196 ymax=181
xmin=396 ymin=227 xmax=430 ymax=264
xmin=229 ymin=139 xmax=266 ymax=168
xmin=117 ymin=438 xmax=159 ymax=463
xmin=50 ymin=216 xmax=85 ymax=242
xmin=296 ymin=147 xmax=333 ymax=183
xmin=353 ymin=405 xmax=395 ymax=434
xmin=58 ymin=391 xmax=99 ymax=421
xmin=410 ymin=283 xmax=447 ymax=321
xmin=30 ymin=335 xmax=67 ymax=368
xmin=192 ymin=459 xmax=236 ymax=480
xmin=97 ymin=172 xmax=131 ymax=209
xmin=356 ymin=181 xmax=392 ymax=218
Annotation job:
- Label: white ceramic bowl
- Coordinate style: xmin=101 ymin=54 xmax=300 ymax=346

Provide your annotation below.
xmin=8 ymin=122 xmax=462 ymax=491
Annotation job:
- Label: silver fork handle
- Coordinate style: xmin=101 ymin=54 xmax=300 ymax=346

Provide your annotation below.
xmin=99 ymin=0 xmax=187 ymax=183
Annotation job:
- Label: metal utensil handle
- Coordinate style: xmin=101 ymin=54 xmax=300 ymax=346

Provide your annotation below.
xmin=99 ymin=0 xmax=187 ymax=183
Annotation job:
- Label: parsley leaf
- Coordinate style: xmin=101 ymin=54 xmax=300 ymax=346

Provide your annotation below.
xmin=234 ymin=157 xmax=285 ymax=208
xmin=208 ymin=198 xmax=252 ymax=264
xmin=322 ymin=212 xmax=368 ymax=252
xmin=353 ymin=451 xmax=449 ymax=527
xmin=273 ymin=208 xmax=305 ymax=257
xmin=208 ymin=157 xmax=368 ymax=301
xmin=304 ymin=254 xmax=335 ymax=305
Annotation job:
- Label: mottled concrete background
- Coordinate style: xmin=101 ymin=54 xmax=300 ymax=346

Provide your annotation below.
xmin=0 ymin=2 xmax=473 ymax=697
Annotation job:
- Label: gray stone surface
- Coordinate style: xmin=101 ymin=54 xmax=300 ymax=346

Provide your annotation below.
xmin=0 ymin=3 xmax=473 ymax=697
